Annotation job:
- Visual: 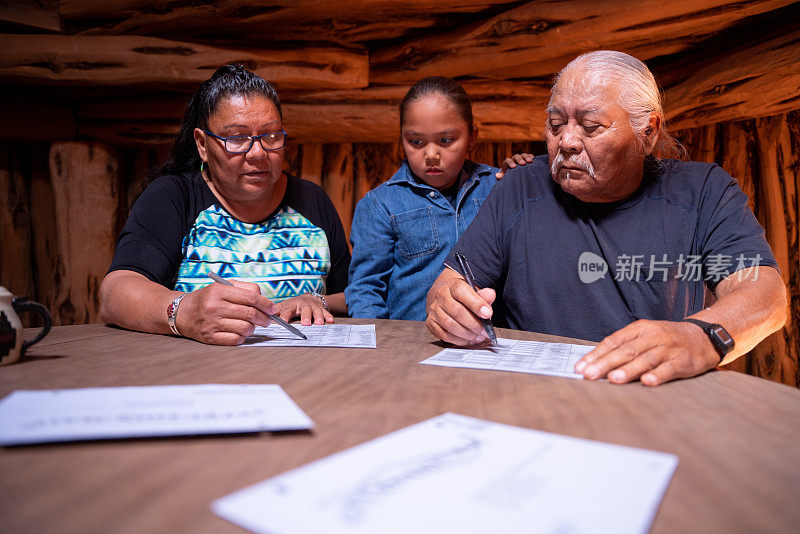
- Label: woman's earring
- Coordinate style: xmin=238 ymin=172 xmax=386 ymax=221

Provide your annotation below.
xmin=200 ymin=161 xmax=206 ymax=173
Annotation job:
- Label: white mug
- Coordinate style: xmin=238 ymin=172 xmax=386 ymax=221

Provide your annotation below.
xmin=0 ymin=286 xmax=51 ymax=366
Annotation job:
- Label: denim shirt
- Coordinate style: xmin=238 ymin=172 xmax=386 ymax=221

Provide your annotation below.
xmin=347 ymin=160 xmax=499 ymax=320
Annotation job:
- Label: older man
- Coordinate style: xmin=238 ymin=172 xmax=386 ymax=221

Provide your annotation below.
xmin=425 ymin=50 xmax=786 ymax=386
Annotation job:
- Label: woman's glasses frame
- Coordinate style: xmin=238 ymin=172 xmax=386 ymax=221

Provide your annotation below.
xmin=202 ymin=129 xmax=287 ymax=153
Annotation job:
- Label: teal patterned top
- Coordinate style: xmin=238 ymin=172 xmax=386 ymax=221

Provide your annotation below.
xmin=109 ymin=173 xmax=351 ymax=300
xmin=174 ymin=204 xmax=331 ymax=302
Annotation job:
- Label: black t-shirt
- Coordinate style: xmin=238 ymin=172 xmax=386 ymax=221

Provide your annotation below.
xmin=446 ymin=156 xmax=778 ymax=341
xmin=109 ymin=171 xmax=351 ymax=300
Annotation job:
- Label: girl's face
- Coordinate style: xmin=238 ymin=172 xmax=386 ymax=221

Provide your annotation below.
xmin=401 ymin=94 xmax=477 ymax=190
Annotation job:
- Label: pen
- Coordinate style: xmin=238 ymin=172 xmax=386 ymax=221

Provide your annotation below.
xmin=454 ymin=253 xmax=498 ymax=347
xmin=207 ymin=271 xmax=308 ymax=340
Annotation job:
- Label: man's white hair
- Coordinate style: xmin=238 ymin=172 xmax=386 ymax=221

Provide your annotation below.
xmin=551 ymin=50 xmax=682 ymax=159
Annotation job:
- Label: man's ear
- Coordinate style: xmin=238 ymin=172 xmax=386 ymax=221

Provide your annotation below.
xmin=643 ymin=114 xmax=661 ymax=155
xmin=194 ymin=128 xmax=208 ymax=162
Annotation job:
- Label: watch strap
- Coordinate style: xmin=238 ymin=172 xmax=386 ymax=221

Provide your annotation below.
xmin=167 ymin=294 xmax=187 ymax=336
xmin=681 ymin=318 xmax=735 ymax=361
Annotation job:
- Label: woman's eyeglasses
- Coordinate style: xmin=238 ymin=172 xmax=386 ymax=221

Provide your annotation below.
xmin=202 ymin=129 xmax=287 ymax=153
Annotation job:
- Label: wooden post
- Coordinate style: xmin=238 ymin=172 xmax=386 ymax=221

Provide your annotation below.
xmin=676 ymin=124 xmax=717 ymax=164
xmin=48 ymin=142 xmax=119 ymax=325
xmin=718 ymin=121 xmax=758 ymax=212
xmin=713 ymin=121 xmax=757 ymax=375
xmin=282 ymin=143 xmax=301 ymax=178
xmin=353 ymin=143 xmax=401 ymax=204
xmin=492 ymin=142 xmax=513 ymax=168
xmin=29 ymin=145 xmax=60 ymax=323
xmin=300 ymin=144 xmax=324 ymax=186
xmin=0 ymin=146 xmax=34 ymax=298
xmin=322 ymin=144 xmax=354 ymax=243
xmin=471 ymin=143 xmax=494 ymax=169
xmin=751 ymin=115 xmax=799 ymax=386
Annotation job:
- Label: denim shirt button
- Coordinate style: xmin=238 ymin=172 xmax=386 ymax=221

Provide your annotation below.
xmin=428 ymin=191 xmax=436 ymax=198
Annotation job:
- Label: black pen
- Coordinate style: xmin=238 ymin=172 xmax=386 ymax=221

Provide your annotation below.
xmin=207 ymin=271 xmax=307 ymax=340
xmin=454 ymin=253 xmax=498 ymax=347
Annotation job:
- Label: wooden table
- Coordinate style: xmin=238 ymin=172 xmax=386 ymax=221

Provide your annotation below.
xmin=2 ymin=319 xmax=799 ymax=533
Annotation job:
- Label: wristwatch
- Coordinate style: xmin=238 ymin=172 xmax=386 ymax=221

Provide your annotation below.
xmin=167 ymin=294 xmax=187 ymax=336
xmin=681 ymin=318 xmax=735 ymax=362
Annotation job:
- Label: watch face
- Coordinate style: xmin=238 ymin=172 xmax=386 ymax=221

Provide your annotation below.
xmin=711 ymin=326 xmax=734 ymax=345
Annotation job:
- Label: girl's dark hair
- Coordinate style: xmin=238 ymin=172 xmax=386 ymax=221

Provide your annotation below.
xmin=399 ymin=76 xmax=473 ymax=131
xmin=157 ymin=64 xmax=282 ymax=178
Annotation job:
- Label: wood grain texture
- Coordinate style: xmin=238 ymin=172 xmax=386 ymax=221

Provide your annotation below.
xmin=70 ymin=80 xmax=552 ymax=145
xmin=752 ymin=115 xmax=798 ymax=386
xmin=0 ymin=0 xmax=61 ymax=32
xmin=58 ymin=0 xmax=511 ymax=43
xmin=675 ymin=113 xmax=800 ymax=387
xmin=0 ymin=34 xmax=368 ymax=89
xmin=353 ymin=143 xmax=401 ymax=205
xmin=1 ymin=321 xmax=799 ymax=533
xmin=299 ymin=143 xmax=323 ymax=186
xmin=322 ymin=143 xmax=354 ymax=242
xmin=370 ymin=0 xmax=795 ymax=83
xmin=0 ymin=146 xmax=34 ymax=298
xmin=48 ymin=142 xmax=119 ymax=325
xmin=665 ymin=29 xmax=800 ymax=130
xmin=1 ymin=92 xmax=77 ymax=142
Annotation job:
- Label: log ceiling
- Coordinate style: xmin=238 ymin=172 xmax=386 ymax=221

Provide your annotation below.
xmin=1 ymin=0 xmax=799 ymax=144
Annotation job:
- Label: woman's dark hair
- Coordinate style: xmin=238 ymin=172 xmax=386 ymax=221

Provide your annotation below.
xmin=399 ymin=76 xmax=473 ymax=131
xmin=156 ymin=64 xmax=282 ymax=178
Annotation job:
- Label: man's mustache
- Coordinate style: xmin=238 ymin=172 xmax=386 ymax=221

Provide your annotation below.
xmin=550 ymin=153 xmax=595 ymax=178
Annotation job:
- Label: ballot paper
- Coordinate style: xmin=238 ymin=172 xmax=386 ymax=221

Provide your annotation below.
xmin=242 ymin=324 xmax=376 ymax=348
xmin=0 ymin=384 xmax=312 ymax=446
xmin=420 ymin=338 xmax=595 ymax=379
xmin=213 ymin=412 xmax=678 ymax=534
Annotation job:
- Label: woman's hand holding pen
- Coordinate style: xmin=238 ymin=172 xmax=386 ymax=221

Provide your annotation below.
xmin=177 ymin=280 xmax=278 ymax=346
xmin=425 ymin=268 xmax=496 ymax=346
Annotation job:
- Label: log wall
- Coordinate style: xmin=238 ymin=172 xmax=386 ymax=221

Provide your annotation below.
xmin=1 ymin=118 xmax=797 ymax=386
xmin=674 ymin=113 xmax=800 ymax=387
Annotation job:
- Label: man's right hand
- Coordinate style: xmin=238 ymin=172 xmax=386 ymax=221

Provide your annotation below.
xmin=425 ymin=269 xmax=496 ymax=346
xmin=176 ymin=280 xmax=278 ymax=345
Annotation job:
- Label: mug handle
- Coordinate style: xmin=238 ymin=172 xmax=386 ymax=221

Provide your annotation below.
xmin=12 ymin=297 xmax=52 ymax=351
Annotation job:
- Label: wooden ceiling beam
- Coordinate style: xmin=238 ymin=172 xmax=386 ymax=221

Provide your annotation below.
xmin=57 ymin=1 xmax=513 ymax=43
xmin=370 ymin=0 xmax=796 ymax=83
xmin=0 ymin=0 xmax=61 ymax=32
xmin=286 ymin=80 xmax=552 ymax=104
xmin=664 ymin=29 xmax=800 ymax=130
xmin=0 ymin=34 xmax=368 ymax=89
xmin=73 ymin=80 xmax=551 ymax=145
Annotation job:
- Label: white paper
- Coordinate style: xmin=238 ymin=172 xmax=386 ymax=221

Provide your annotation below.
xmin=0 ymin=384 xmax=313 ymax=445
xmin=242 ymin=324 xmax=376 ymax=348
xmin=213 ymin=412 xmax=678 ymax=534
xmin=420 ymin=337 xmax=595 ymax=379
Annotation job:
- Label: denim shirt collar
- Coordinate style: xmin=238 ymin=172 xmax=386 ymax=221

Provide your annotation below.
xmin=386 ymin=160 xmax=495 ymax=193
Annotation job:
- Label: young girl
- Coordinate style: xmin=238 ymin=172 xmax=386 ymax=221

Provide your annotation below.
xmin=347 ymin=76 xmax=522 ymax=320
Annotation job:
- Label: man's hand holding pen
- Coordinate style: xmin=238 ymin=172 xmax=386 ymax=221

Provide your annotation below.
xmin=425 ymin=264 xmax=497 ymax=347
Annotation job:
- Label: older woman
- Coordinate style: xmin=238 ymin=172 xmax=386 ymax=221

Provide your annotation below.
xmin=100 ymin=65 xmax=350 ymax=345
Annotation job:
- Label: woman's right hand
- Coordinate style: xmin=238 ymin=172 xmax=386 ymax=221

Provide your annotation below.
xmin=176 ymin=280 xmax=278 ymax=345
